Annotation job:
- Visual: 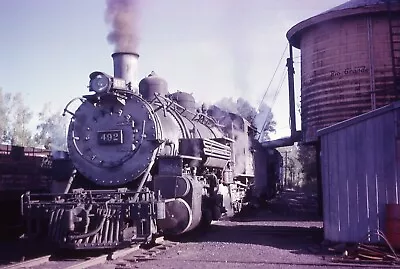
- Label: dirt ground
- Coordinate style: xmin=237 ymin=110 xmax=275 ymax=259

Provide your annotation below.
xmin=2 ymin=190 xmax=398 ymax=269
xmin=98 ymin=190 xmax=399 ymax=269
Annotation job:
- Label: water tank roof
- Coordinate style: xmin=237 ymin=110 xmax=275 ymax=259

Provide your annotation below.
xmin=287 ymin=0 xmax=400 ymax=48
xmin=326 ymin=0 xmax=387 ymax=12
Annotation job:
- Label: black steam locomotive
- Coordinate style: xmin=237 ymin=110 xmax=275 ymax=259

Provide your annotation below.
xmin=22 ymin=52 xmax=274 ymax=250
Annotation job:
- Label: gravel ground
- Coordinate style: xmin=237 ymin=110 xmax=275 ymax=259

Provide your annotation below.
xmin=97 ymin=190 xmax=400 ymax=269
xmin=2 ymin=190 xmax=399 ymax=269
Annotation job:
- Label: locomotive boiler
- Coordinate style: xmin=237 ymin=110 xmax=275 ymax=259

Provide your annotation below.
xmin=22 ymin=52 xmax=256 ymax=250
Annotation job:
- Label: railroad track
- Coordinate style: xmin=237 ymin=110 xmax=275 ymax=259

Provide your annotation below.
xmin=0 ymin=237 xmax=178 ymax=269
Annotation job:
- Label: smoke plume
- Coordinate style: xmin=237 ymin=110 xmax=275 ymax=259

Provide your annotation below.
xmin=105 ymin=0 xmax=140 ymax=52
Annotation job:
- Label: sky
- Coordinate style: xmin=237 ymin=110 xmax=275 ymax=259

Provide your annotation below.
xmin=0 ymin=0 xmax=345 ymax=140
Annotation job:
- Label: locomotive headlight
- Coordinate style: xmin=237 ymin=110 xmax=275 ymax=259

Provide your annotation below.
xmin=89 ymin=72 xmax=111 ymax=94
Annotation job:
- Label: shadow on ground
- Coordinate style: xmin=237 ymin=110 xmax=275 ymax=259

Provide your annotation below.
xmin=237 ymin=189 xmax=322 ymax=222
xmin=0 ymin=190 xmax=324 ymax=264
xmin=168 ymin=189 xmax=324 ymax=255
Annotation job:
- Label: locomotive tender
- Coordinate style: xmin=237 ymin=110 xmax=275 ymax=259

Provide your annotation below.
xmin=22 ymin=52 xmax=257 ymax=249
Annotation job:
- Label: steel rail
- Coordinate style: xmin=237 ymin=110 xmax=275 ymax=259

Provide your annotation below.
xmin=1 ymin=255 xmax=51 ymax=269
xmin=65 ymin=237 xmax=164 ymax=269
xmin=64 ymin=245 xmax=141 ymax=269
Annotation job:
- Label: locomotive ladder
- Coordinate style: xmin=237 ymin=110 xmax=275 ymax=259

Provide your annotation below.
xmin=386 ymin=0 xmax=400 ymax=99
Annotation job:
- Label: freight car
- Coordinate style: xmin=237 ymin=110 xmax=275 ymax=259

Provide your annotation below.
xmin=0 ymin=145 xmax=51 ymax=238
xmin=21 ymin=52 xmax=277 ymax=250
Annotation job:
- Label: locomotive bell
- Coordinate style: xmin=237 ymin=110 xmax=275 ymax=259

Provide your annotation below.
xmin=139 ymin=71 xmax=169 ymax=101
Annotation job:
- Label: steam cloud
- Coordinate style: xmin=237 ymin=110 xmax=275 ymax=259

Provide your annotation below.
xmin=219 ymin=3 xmax=252 ymax=95
xmin=105 ymin=0 xmax=140 ymax=52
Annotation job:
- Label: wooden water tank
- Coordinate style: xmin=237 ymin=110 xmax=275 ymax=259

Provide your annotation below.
xmin=287 ymin=0 xmax=400 ymax=142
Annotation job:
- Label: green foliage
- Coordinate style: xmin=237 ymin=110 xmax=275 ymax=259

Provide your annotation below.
xmin=278 ymin=144 xmax=318 ymax=193
xmin=214 ymin=97 xmax=276 ymax=140
xmin=34 ymin=103 xmax=68 ymax=150
xmin=0 ymin=91 xmax=34 ymax=146
xmin=297 ymin=144 xmax=317 ymax=182
xmin=0 ymin=89 xmax=68 ymax=149
xmin=254 ymin=102 xmax=276 ymax=141
xmin=0 ymin=88 xmax=10 ymax=142
xmin=279 ymin=145 xmax=302 ymax=188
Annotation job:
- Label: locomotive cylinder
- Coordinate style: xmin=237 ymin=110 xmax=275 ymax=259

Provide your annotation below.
xmin=112 ymin=52 xmax=139 ymax=91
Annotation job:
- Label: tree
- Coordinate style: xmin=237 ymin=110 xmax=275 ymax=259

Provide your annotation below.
xmin=0 ymin=88 xmax=11 ymax=142
xmin=297 ymin=143 xmax=317 ymax=183
xmin=2 ymin=92 xmax=34 ymax=146
xmin=236 ymin=98 xmax=257 ymax=122
xmin=279 ymin=145 xmax=303 ymax=188
xmin=253 ymin=103 xmax=276 ymax=141
xmin=214 ymin=97 xmax=276 ymax=140
xmin=34 ymin=103 xmax=68 ymax=150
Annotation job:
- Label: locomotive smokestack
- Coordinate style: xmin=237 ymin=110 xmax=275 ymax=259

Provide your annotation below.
xmin=112 ymin=52 xmax=139 ymax=92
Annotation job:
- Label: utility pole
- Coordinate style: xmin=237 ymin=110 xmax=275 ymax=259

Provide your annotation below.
xmin=287 ymin=44 xmax=297 ymax=139
xmin=284 ymin=151 xmax=288 ymax=187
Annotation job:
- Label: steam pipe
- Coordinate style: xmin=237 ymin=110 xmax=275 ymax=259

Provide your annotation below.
xmin=68 ymin=214 xmax=107 ymax=241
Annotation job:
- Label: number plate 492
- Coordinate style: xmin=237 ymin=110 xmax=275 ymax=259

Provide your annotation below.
xmin=97 ymin=130 xmax=123 ymax=145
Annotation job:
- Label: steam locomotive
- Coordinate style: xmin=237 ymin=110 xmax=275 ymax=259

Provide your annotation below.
xmin=22 ymin=53 xmax=274 ymax=250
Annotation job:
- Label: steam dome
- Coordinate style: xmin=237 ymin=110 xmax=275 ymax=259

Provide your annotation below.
xmin=139 ymin=71 xmax=169 ymax=101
